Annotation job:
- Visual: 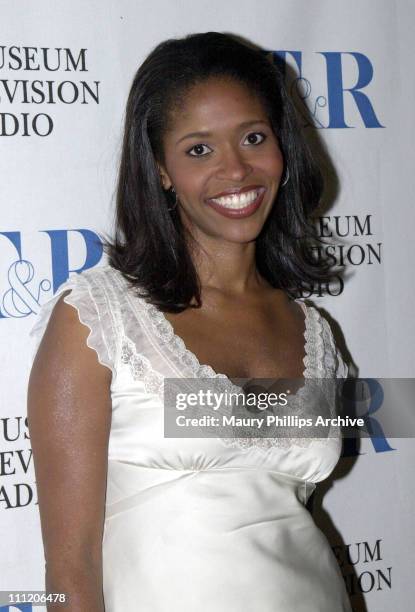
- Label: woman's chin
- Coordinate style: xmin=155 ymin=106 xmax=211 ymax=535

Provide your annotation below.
xmin=179 ymin=211 xmax=265 ymax=244
xmin=211 ymin=226 xmax=264 ymax=244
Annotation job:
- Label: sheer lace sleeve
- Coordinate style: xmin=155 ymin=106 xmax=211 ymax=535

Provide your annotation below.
xmin=29 ymin=266 xmax=119 ymax=374
xmin=300 ymin=302 xmax=348 ymax=379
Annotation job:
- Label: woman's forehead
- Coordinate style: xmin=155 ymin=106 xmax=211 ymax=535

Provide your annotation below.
xmin=167 ymin=77 xmax=269 ymax=134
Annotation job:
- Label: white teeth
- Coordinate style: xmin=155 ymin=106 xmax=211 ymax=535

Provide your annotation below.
xmin=210 ymin=189 xmax=261 ymax=209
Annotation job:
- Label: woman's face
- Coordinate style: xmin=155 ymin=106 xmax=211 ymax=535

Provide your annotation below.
xmin=158 ymin=77 xmax=284 ymax=245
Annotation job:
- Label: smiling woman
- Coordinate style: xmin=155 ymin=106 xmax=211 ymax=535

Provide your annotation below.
xmin=107 ymin=32 xmax=328 ymax=313
xmin=27 ymin=32 xmax=352 ymax=612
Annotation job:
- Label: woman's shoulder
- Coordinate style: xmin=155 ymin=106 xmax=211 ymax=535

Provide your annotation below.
xmin=29 ymin=264 xmax=127 ymax=373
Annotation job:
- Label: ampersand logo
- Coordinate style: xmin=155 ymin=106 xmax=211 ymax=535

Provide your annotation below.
xmin=0 ymin=229 xmax=103 ymax=319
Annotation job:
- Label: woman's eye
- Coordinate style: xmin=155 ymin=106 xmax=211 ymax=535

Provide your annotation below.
xmin=244 ymin=132 xmax=266 ymax=145
xmin=187 ymin=144 xmax=212 ymax=157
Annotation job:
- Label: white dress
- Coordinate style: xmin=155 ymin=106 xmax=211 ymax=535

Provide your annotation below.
xmin=30 ymin=264 xmax=352 ymax=612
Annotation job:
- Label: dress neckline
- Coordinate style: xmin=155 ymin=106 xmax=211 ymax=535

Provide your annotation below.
xmin=140 ymin=295 xmax=314 ymax=382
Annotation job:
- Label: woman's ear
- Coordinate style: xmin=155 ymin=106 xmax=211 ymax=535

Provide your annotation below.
xmin=157 ymin=163 xmax=172 ymax=191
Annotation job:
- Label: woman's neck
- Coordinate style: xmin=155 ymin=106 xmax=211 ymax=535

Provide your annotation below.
xmin=189 ymin=234 xmax=269 ymax=296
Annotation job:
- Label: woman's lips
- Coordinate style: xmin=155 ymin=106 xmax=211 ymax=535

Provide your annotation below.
xmin=206 ymin=187 xmax=266 ymax=219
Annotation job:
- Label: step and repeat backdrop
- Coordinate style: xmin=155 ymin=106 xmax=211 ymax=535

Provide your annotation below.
xmin=1 ymin=1 xmax=414 ymax=610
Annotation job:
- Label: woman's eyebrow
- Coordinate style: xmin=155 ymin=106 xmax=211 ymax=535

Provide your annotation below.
xmin=175 ymin=119 xmax=269 ymax=145
xmin=176 ymin=130 xmax=211 ymax=145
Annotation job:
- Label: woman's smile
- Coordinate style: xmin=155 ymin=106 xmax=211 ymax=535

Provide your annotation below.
xmin=206 ymin=185 xmax=267 ymax=218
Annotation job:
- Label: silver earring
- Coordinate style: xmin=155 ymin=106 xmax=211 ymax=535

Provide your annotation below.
xmin=281 ymin=168 xmax=290 ymax=187
xmin=167 ymin=186 xmax=178 ymax=211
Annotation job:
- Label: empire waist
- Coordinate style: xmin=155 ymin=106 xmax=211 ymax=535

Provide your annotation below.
xmin=104 ymin=460 xmax=316 ymax=521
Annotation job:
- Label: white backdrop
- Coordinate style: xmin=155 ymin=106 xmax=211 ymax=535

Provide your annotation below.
xmin=1 ymin=1 xmax=414 ymax=611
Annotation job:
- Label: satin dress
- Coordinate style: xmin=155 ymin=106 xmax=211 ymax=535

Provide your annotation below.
xmin=30 ymin=264 xmax=352 ymax=612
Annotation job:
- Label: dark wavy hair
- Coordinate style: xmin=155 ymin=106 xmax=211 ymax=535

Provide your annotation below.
xmin=103 ymin=31 xmax=331 ymax=312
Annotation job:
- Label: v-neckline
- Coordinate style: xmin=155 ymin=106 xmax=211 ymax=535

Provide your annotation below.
xmin=142 ymin=297 xmax=312 ymax=382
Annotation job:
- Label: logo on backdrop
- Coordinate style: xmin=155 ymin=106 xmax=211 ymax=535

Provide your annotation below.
xmin=341 ymin=378 xmax=395 ymax=456
xmin=297 ymin=214 xmax=383 ymax=298
xmin=268 ymin=50 xmax=384 ymax=129
xmin=0 ymin=229 xmax=103 ymax=318
xmin=332 ymin=538 xmax=392 ymax=601
xmin=0 ymin=416 xmax=34 ymax=511
xmin=0 ymin=46 xmax=100 ymax=136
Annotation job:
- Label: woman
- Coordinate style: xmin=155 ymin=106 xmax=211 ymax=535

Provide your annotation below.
xmin=28 ymin=32 xmax=352 ymax=611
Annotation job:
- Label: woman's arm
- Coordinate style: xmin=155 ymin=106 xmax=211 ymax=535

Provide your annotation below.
xmin=27 ymin=291 xmax=112 ymax=611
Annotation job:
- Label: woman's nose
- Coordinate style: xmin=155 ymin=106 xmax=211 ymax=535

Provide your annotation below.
xmin=216 ymin=147 xmax=252 ymax=182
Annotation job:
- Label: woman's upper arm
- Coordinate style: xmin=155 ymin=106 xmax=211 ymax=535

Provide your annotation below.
xmin=27 ymin=289 xmax=112 ymax=577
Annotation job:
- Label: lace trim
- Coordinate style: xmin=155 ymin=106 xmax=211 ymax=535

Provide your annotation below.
xmin=140 ymin=299 xmax=228 ymax=379
xmin=120 ymin=335 xmax=164 ymax=397
xmin=303 ymin=303 xmax=325 ymax=378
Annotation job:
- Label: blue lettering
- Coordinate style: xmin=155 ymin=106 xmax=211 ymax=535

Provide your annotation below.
xmin=0 ymin=231 xmax=22 ymax=259
xmin=341 ymin=379 xmax=395 ymax=455
xmin=320 ymin=52 xmax=384 ymax=128
xmin=42 ymin=229 xmax=103 ymax=292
